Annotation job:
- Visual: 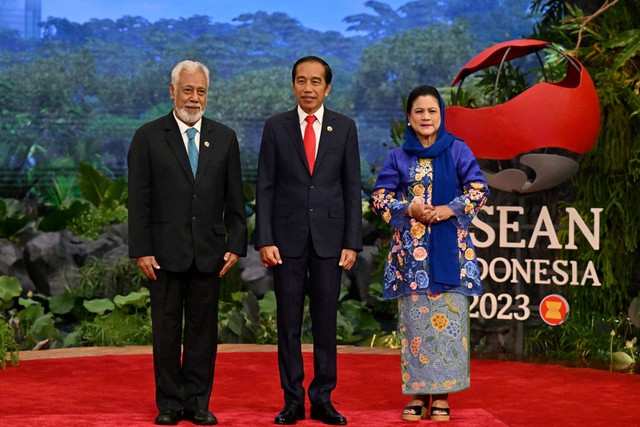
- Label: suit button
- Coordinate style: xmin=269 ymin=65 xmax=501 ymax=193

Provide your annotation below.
xmin=192 ymin=217 xmax=197 ymax=221
xmin=309 ymin=208 xmax=314 ymax=212
xmin=309 ymin=185 xmax=314 ymax=189
xmin=192 ymin=194 xmax=198 ymax=199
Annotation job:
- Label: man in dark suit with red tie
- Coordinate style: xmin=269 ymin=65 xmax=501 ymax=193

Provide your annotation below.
xmin=255 ymin=56 xmax=363 ymax=425
xmin=128 ymin=60 xmax=247 ymax=426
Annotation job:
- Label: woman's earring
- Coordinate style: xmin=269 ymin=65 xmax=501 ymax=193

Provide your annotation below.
xmin=407 ymin=122 xmax=411 ymax=126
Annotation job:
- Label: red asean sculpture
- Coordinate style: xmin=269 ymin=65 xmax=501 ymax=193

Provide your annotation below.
xmin=445 ymin=39 xmax=601 ymax=192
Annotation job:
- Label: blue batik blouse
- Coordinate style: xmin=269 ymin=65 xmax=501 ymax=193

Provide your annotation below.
xmin=370 ymin=140 xmax=489 ymax=300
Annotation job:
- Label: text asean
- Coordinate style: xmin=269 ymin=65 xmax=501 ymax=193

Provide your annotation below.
xmin=470 ymin=206 xmax=602 ymax=287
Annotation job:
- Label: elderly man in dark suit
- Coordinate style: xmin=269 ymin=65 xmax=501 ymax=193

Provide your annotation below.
xmin=128 ymin=60 xmax=247 ymax=426
xmin=255 ymin=56 xmax=363 ymax=426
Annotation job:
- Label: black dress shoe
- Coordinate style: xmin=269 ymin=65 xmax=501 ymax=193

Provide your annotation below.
xmin=155 ymin=409 xmax=182 ymax=425
xmin=184 ymin=409 xmax=218 ymax=425
xmin=275 ymin=402 xmax=305 ymax=425
xmin=310 ymin=402 xmax=347 ymax=425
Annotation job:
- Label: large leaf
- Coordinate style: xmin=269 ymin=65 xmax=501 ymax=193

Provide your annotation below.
xmin=38 ymin=199 xmax=90 ymax=232
xmin=0 ymin=276 xmax=22 ymax=309
xmin=113 ymin=288 xmax=150 ymax=309
xmin=62 ymin=330 xmax=83 ymax=348
xmin=104 ymin=177 xmax=128 ymax=207
xmin=227 ymin=311 xmax=246 ymax=337
xmin=16 ymin=302 xmax=45 ymax=324
xmin=0 ymin=198 xmax=32 ymax=238
xmin=241 ymin=291 xmax=260 ymax=325
xmin=49 ymin=293 xmax=76 ymax=315
xmin=29 ymin=312 xmax=59 ymax=344
xmin=258 ymin=291 xmax=277 ymax=315
xmin=77 ymin=163 xmax=113 ymax=208
xmin=83 ymin=298 xmax=115 ymax=315
xmin=1 ymin=216 xmax=31 ymax=238
xmin=606 ymin=29 xmax=640 ymax=72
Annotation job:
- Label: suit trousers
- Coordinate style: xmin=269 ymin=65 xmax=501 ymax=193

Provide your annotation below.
xmin=149 ymin=264 xmax=220 ymax=412
xmin=273 ymin=236 xmax=342 ymax=406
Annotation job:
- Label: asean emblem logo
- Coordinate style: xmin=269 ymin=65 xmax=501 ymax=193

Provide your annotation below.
xmin=539 ymin=294 xmax=570 ymax=326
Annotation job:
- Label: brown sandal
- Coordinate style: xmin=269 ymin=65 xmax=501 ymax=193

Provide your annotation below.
xmin=430 ymin=400 xmax=450 ymax=422
xmin=402 ymin=404 xmax=427 ymax=421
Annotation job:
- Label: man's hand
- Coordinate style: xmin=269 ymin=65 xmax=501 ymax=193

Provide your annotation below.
xmin=136 ymin=256 xmax=160 ymax=281
xmin=259 ymin=245 xmax=282 ymax=267
xmin=339 ymin=249 xmax=357 ymax=270
xmin=219 ymin=252 xmax=239 ymax=277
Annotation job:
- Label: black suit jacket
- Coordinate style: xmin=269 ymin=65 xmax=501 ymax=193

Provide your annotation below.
xmin=254 ymin=107 xmax=362 ymax=258
xmin=128 ymin=112 xmax=247 ymax=272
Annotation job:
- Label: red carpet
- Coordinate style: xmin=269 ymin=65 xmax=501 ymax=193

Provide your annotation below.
xmin=1 ymin=350 xmax=637 ymax=426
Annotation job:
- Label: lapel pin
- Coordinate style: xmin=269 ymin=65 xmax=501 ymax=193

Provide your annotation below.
xmin=327 ymin=126 xmax=333 ymax=132
xmin=204 ymin=141 xmax=210 ymax=148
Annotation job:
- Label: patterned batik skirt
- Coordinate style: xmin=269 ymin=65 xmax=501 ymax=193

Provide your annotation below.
xmin=398 ymin=292 xmax=470 ymax=395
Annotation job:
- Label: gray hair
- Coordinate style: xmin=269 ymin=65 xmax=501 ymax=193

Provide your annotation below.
xmin=171 ymin=60 xmax=210 ymax=87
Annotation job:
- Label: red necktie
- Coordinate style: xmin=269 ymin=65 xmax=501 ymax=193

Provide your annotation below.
xmin=304 ymin=115 xmax=317 ymax=174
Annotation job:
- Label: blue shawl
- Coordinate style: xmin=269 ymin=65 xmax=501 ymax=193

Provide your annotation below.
xmin=402 ymin=94 xmax=460 ymax=291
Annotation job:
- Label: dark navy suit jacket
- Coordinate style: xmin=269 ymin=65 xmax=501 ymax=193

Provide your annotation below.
xmin=254 ymin=107 xmax=362 ymax=257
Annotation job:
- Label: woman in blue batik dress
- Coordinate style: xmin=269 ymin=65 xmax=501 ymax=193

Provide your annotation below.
xmin=370 ymin=85 xmax=489 ymax=422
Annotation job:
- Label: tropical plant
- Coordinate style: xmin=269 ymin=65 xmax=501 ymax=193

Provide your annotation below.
xmin=525 ymin=310 xmax=640 ymax=368
xmin=72 ymin=256 xmax=146 ymax=301
xmin=31 ymin=157 xmax=82 ymax=208
xmin=14 ymin=293 xmax=63 ymax=350
xmin=0 ymin=198 xmax=34 ymax=239
xmin=218 ymin=290 xmax=263 ymax=344
xmin=75 ymin=288 xmax=153 ymax=347
xmin=0 ymin=275 xmax=22 ymax=311
xmin=336 ymin=297 xmax=380 ymax=345
xmin=0 ymin=313 xmax=19 ymax=368
xmin=218 ymin=284 xmax=388 ymax=346
xmin=38 ymin=162 xmax=128 ymax=238
xmin=1 ymin=253 xmax=151 ymax=349
xmin=609 ymin=320 xmax=638 ymax=369
xmin=256 ymin=290 xmax=279 ymax=343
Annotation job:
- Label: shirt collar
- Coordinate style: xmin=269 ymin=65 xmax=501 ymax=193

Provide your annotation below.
xmin=297 ymin=104 xmax=324 ymax=126
xmin=173 ymin=111 xmax=202 ymax=136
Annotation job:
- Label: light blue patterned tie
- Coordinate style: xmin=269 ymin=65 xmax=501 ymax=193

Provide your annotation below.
xmin=186 ymin=127 xmax=198 ymax=178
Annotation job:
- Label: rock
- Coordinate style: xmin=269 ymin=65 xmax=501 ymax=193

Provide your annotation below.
xmin=82 ymin=233 xmax=123 ymax=263
xmin=23 ymin=231 xmax=85 ymax=296
xmin=0 ymin=238 xmax=35 ymax=293
xmin=103 ymin=223 xmax=128 ymax=244
xmin=102 ymin=245 xmax=130 ymax=264
xmin=240 ymin=247 xmax=272 ymax=297
xmin=48 ymin=265 xmax=81 ymax=297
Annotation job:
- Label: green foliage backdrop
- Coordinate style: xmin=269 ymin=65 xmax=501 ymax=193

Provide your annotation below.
xmin=0 ymin=1 xmax=534 ymax=198
xmin=532 ymin=0 xmax=640 ymax=317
